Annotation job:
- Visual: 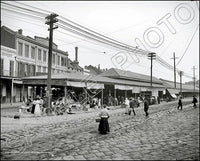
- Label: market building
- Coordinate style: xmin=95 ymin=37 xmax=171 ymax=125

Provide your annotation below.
xmin=160 ymin=79 xmax=199 ymax=100
xmin=21 ymin=68 xmax=166 ymax=106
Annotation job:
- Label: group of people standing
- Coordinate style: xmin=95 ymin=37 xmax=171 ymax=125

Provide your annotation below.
xmin=26 ymin=95 xmax=46 ymax=116
xmin=124 ymin=97 xmax=149 ymax=117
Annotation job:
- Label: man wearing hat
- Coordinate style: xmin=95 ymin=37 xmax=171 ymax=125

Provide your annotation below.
xmin=129 ymin=97 xmax=136 ymax=115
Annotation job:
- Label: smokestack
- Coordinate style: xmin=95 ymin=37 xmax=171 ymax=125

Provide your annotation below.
xmin=75 ymin=47 xmax=78 ymax=62
xmin=18 ymin=29 xmax=23 ymax=35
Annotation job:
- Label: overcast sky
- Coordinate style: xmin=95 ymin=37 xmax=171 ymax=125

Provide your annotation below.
xmin=1 ymin=1 xmax=199 ymax=83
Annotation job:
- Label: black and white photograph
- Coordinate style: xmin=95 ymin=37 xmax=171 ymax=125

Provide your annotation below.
xmin=1 ymin=1 xmax=199 ymax=160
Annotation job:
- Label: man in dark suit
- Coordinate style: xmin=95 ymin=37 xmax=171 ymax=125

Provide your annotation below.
xmin=129 ymin=98 xmax=136 ymax=115
xmin=144 ymin=97 xmax=149 ymax=116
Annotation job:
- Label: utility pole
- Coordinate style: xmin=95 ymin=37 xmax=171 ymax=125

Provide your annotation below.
xmin=179 ymin=71 xmax=183 ymax=95
xmin=45 ymin=13 xmax=58 ymax=111
xmin=173 ymin=52 xmax=177 ymax=88
xmin=148 ymin=52 xmax=156 ymax=87
xmin=170 ymin=52 xmax=178 ymax=88
xmin=192 ymin=66 xmax=197 ymax=92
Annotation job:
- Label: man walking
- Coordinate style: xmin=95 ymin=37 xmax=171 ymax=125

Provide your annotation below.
xmin=144 ymin=97 xmax=149 ymax=117
xmin=177 ymin=95 xmax=183 ymax=110
xmin=192 ymin=95 xmax=198 ymax=108
xmin=129 ymin=98 xmax=136 ymax=115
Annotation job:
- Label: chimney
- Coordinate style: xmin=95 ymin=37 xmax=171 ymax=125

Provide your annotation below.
xmin=75 ymin=47 xmax=78 ymax=62
xmin=18 ymin=29 xmax=23 ymax=35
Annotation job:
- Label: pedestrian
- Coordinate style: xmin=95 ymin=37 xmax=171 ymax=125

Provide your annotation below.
xmin=33 ymin=95 xmax=42 ymax=116
xmin=177 ymin=95 xmax=183 ymax=110
xmin=144 ymin=97 xmax=149 ymax=117
xmin=31 ymin=98 xmax=36 ymax=114
xmin=26 ymin=96 xmax=32 ymax=106
xmin=115 ymin=97 xmax=118 ymax=106
xmin=98 ymin=98 xmax=101 ymax=108
xmin=129 ymin=98 xmax=136 ymax=115
xmin=26 ymin=96 xmax=32 ymax=112
xmin=98 ymin=105 xmax=110 ymax=134
xmin=124 ymin=98 xmax=130 ymax=114
xmin=157 ymin=96 xmax=160 ymax=104
xmin=192 ymin=95 xmax=198 ymax=108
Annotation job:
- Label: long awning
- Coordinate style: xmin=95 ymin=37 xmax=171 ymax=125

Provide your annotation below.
xmin=167 ymin=88 xmax=179 ymax=94
xmin=13 ymin=80 xmax=23 ymax=84
xmin=115 ymin=84 xmax=133 ymax=90
xmin=170 ymin=93 xmax=177 ymax=98
xmin=132 ymin=86 xmax=141 ymax=93
xmin=66 ymin=81 xmax=86 ymax=88
xmin=87 ymin=82 xmax=104 ymax=89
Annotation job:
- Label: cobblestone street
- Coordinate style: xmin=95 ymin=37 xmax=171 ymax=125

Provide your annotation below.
xmin=1 ymin=99 xmax=199 ymax=160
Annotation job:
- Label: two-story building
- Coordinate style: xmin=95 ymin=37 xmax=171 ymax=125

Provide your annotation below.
xmin=0 ymin=26 xmax=83 ymax=104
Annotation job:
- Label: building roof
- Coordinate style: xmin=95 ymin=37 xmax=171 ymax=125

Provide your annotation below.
xmin=68 ymin=59 xmax=83 ymax=70
xmin=22 ymin=72 xmax=165 ymax=88
xmin=160 ymin=79 xmax=199 ymax=92
xmin=100 ymin=68 xmax=163 ymax=84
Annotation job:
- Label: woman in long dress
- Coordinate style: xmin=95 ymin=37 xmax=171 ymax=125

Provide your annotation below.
xmin=124 ymin=98 xmax=130 ymax=114
xmin=98 ymin=105 xmax=110 ymax=134
xmin=34 ymin=96 xmax=42 ymax=116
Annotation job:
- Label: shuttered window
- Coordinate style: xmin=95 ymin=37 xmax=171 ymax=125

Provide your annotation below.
xmin=25 ymin=44 xmax=29 ymax=58
xmin=43 ymin=51 xmax=47 ymax=62
xmin=10 ymin=61 xmax=14 ymax=76
xmin=1 ymin=59 xmax=4 ymax=76
xmin=18 ymin=42 xmax=23 ymax=56
xmin=31 ymin=47 xmax=35 ymax=59
xmin=38 ymin=49 xmax=42 ymax=60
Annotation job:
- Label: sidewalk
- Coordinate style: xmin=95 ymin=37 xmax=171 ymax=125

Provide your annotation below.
xmin=1 ymin=102 xmax=23 ymax=109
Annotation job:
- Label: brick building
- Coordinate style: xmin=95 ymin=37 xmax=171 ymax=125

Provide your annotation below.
xmin=0 ymin=26 xmax=83 ymax=103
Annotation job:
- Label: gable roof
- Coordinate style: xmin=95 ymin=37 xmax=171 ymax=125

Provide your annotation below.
xmin=100 ymin=68 xmax=162 ymax=84
xmin=22 ymin=72 xmax=165 ymax=88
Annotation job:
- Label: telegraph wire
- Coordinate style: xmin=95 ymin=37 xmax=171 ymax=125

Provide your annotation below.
xmin=2 ymin=2 xmax=195 ymax=79
xmin=14 ymin=1 xmax=51 ymax=15
xmin=1 ymin=7 xmax=45 ymax=22
xmin=2 ymin=2 xmax=172 ymax=70
xmin=176 ymin=24 xmax=199 ymax=66
xmin=2 ymin=2 xmax=48 ymax=17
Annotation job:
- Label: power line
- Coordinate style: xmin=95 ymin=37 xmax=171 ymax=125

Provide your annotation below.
xmin=2 ymin=2 xmax=172 ymax=70
xmin=2 ymin=2 xmax=195 ymax=79
xmin=14 ymin=1 xmax=51 ymax=14
xmin=2 ymin=2 xmax=48 ymax=17
xmin=1 ymin=7 xmax=45 ymax=21
xmin=176 ymin=24 xmax=199 ymax=66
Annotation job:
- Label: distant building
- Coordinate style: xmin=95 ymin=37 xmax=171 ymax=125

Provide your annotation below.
xmin=0 ymin=26 xmax=83 ymax=103
xmin=185 ymin=80 xmax=199 ymax=88
xmin=84 ymin=64 xmax=105 ymax=75
xmin=160 ymin=78 xmax=199 ymax=98
xmin=100 ymin=68 xmax=165 ymax=99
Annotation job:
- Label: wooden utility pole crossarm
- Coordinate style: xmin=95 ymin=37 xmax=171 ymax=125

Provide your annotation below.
xmin=45 ymin=13 xmax=58 ymax=110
